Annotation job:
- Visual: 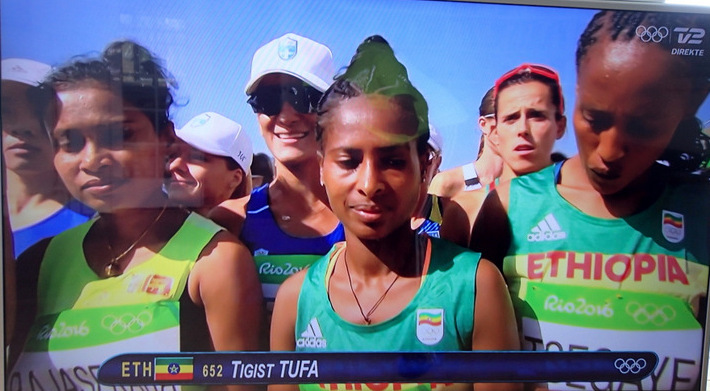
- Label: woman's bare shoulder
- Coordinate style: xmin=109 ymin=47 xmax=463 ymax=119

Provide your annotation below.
xmin=208 ymin=196 xmax=251 ymax=235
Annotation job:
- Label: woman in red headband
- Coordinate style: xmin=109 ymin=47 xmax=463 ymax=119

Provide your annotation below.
xmin=441 ymin=63 xmax=566 ymax=247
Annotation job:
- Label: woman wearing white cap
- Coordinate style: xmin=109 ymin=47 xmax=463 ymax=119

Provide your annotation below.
xmin=167 ymin=111 xmax=253 ymax=216
xmin=1 ymin=58 xmax=93 ymax=258
xmin=210 ymin=33 xmax=345 ymax=315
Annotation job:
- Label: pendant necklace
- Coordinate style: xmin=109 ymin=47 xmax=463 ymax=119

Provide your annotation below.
xmin=343 ymin=250 xmax=400 ymax=325
xmin=101 ymin=204 xmax=167 ymax=277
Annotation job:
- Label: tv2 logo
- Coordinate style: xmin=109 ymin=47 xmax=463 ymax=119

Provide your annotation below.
xmin=674 ymin=27 xmax=705 ymax=44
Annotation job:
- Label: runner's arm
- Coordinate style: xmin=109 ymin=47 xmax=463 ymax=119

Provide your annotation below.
xmin=472 ymin=258 xmax=521 ymax=391
xmin=440 ymin=190 xmax=486 ymax=247
xmin=469 ymin=187 xmax=512 ymax=271
xmin=269 ymin=270 xmax=306 ymax=391
xmin=189 ymin=230 xmax=265 ymax=391
xmin=9 ymin=237 xmax=50 ymax=368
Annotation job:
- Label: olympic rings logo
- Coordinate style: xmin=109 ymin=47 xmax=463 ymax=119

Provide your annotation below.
xmin=615 ymin=358 xmax=646 ymax=374
xmin=101 ymin=310 xmax=153 ymax=335
xmin=625 ymin=301 xmax=676 ymax=326
xmin=635 ymin=25 xmax=669 ymax=43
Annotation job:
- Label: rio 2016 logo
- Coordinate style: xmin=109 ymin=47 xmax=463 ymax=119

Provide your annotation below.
xmin=259 ymin=262 xmax=302 ymax=276
xmin=543 ymin=295 xmax=614 ymax=318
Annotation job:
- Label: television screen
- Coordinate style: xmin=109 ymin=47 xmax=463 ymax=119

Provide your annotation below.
xmin=2 ymin=0 xmax=710 ymax=390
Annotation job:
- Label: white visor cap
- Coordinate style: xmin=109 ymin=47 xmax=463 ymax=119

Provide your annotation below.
xmin=2 ymin=58 xmax=52 ymax=86
xmin=427 ymin=124 xmax=443 ymax=154
xmin=177 ymin=112 xmax=253 ymax=170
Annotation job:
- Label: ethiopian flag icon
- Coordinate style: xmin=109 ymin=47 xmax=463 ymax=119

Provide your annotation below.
xmin=416 ymin=308 xmax=444 ymax=345
xmin=154 ymin=357 xmax=194 ymax=381
xmin=417 ymin=311 xmax=443 ymax=326
xmin=662 ymin=210 xmax=684 ymax=244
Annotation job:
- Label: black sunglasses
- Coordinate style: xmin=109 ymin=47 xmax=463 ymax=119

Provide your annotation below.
xmin=247 ymin=84 xmax=323 ymax=116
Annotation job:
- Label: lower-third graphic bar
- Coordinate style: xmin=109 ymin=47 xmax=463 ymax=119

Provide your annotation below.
xmin=99 ymin=351 xmax=657 ymax=385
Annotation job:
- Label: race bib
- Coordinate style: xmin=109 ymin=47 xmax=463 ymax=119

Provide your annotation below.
xmin=10 ymin=302 xmax=182 ymax=391
xmin=517 ymin=282 xmax=702 ymax=390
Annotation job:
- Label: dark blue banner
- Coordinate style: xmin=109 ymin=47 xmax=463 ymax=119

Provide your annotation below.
xmin=98 ymin=351 xmax=657 ymax=385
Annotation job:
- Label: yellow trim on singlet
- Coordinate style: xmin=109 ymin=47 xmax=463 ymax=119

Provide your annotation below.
xmin=429 ymin=195 xmax=443 ymax=224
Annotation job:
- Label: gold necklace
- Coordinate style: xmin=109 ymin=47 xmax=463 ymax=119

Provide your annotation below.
xmin=343 ymin=250 xmax=400 ymax=325
xmin=101 ymin=204 xmax=167 ymax=277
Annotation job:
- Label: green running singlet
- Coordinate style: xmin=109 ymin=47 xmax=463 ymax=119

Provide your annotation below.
xmin=9 ymin=212 xmax=221 ymax=391
xmin=505 ymin=164 xmax=709 ymax=391
xmin=294 ymin=237 xmax=479 ymax=391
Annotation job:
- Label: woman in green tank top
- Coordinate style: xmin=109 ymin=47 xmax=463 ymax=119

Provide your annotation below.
xmin=470 ymin=11 xmax=710 ymax=391
xmin=271 ymin=36 xmax=520 ymax=391
xmin=10 ymin=41 xmax=263 ymax=391
xmin=440 ymin=63 xmax=567 ymax=248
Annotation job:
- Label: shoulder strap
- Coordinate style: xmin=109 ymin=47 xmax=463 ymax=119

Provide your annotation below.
xmin=462 ymin=162 xmax=482 ymax=191
xmin=160 ymin=212 xmax=223 ymax=260
xmin=246 ymin=184 xmax=269 ymax=213
xmin=38 ymin=220 xmax=98 ymax=315
xmin=429 ymin=194 xmax=443 ymax=224
xmin=553 ymin=160 xmax=565 ymax=184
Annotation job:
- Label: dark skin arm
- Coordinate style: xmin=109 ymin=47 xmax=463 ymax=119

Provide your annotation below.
xmin=268 ymin=269 xmax=305 ymax=391
xmin=468 ymin=187 xmax=518 ymax=390
xmin=9 ymin=237 xmax=50 ymax=368
xmin=440 ymin=189 xmax=487 ymax=248
xmin=468 ymin=188 xmax=512 ymax=272
xmin=472 ymin=259 xmax=522 ymax=391
xmin=188 ymin=230 xmax=265 ymax=391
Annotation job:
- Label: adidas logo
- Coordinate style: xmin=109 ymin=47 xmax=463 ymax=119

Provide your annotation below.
xmin=527 ymin=213 xmax=567 ymax=242
xmin=296 ymin=318 xmax=327 ymax=349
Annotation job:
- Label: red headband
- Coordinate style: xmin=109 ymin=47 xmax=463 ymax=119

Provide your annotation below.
xmin=494 ymin=63 xmax=564 ymax=115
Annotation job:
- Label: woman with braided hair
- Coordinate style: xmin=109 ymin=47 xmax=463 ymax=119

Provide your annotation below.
xmin=471 ymin=10 xmax=710 ymax=391
xmin=271 ymin=35 xmax=519 ymax=391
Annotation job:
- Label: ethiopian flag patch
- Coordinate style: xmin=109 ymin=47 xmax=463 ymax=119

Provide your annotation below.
xmin=416 ymin=309 xmax=444 ymax=345
xmin=662 ymin=210 xmax=684 ymax=244
xmin=154 ymin=357 xmax=194 ymax=381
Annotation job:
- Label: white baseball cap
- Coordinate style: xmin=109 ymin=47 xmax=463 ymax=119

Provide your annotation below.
xmin=177 ymin=112 xmax=253 ymax=170
xmin=427 ymin=124 xmax=443 ymax=154
xmin=245 ymin=33 xmax=335 ymax=94
xmin=2 ymin=58 xmax=52 ymax=86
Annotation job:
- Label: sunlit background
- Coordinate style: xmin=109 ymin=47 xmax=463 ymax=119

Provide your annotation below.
xmin=4 ymin=0 xmax=710 ymax=171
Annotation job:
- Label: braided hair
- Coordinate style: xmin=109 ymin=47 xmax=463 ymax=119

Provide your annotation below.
xmin=316 ymin=35 xmax=430 ymax=156
xmin=576 ymin=11 xmax=710 ymax=173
